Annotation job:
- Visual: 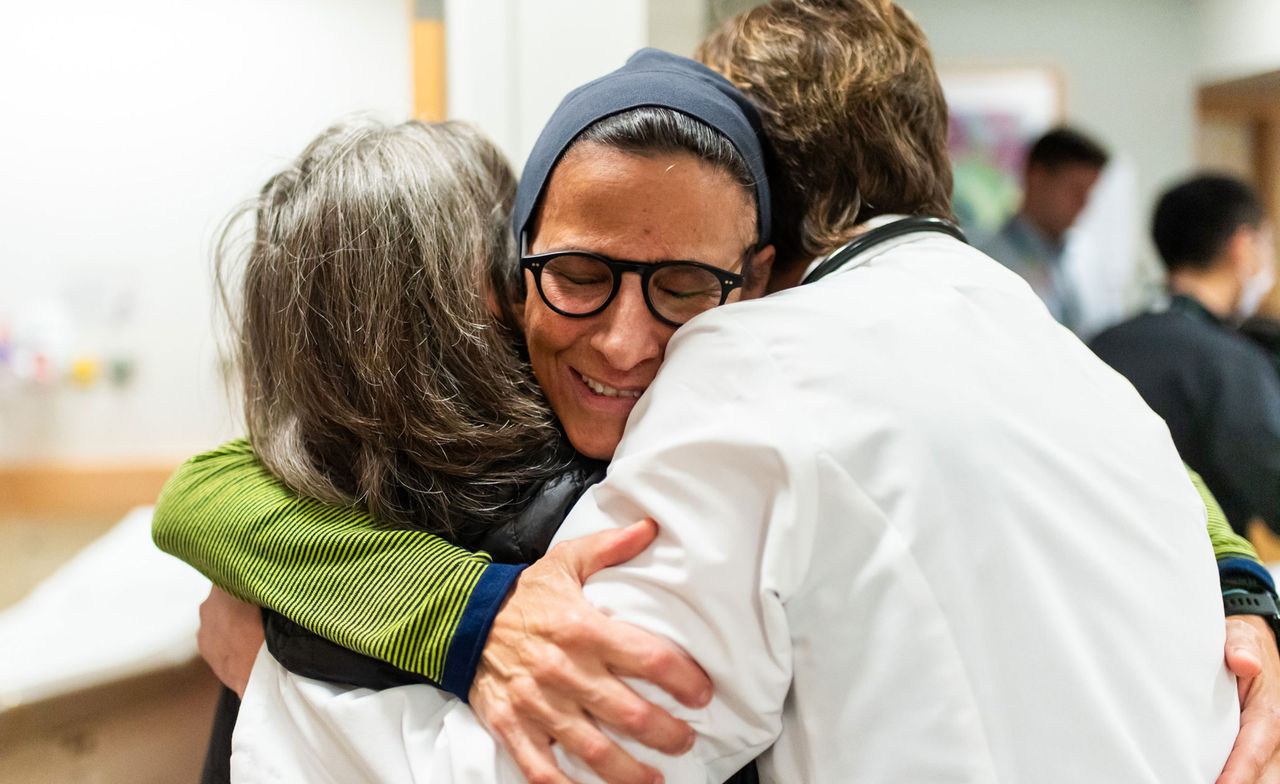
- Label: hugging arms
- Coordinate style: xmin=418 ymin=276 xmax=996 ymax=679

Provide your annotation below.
xmin=158 ymin=3 xmax=1280 ymax=781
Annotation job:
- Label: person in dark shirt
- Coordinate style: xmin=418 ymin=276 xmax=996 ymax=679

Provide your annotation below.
xmin=1091 ymin=174 xmax=1280 ymax=534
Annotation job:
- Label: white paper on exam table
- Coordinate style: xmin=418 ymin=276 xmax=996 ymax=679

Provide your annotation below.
xmin=0 ymin=506 xmax=210 ymax=709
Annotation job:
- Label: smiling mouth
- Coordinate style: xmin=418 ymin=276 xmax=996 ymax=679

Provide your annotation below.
xmin=578 ymin=371 xmax=644 ymax=399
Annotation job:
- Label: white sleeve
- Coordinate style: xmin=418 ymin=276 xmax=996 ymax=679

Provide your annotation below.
xmin=231 ymin=318 xmax=811 ymax=784
xmin=232 ymin=645 xmax=527 ymax=784
xmin=548 ymin=317 xmax=817 ymax=782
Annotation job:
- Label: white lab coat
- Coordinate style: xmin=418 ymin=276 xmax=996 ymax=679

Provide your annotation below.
xmin=233 ymin=228 xmax=1238 ymax=783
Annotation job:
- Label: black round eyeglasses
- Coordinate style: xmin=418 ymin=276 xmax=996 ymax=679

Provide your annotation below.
xmin=520 ymin=250 xmax=747 ymax=327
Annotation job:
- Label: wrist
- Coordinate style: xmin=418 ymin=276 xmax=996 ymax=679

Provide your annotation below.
xmin=1225 ymin=587 xmax=1280 ymax=644
xmin=441 ymin=562 xmax=528 ymax=701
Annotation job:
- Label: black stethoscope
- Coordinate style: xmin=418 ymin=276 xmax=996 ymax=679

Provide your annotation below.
xmin=802 ymin=216 xmax=967 ymax=284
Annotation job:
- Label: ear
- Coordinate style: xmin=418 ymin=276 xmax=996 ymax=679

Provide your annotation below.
xmin=1225 ymin=225 xmax=1259 ymax=275
xmin=486 ymin=273 xmax=529 ymax=336
xmin=485 ymin=287 xmax=504 ymax=320
xmin=510 ymin=271 xmax=532 ymax=334
xmin=1024 ymin=163 xmax=1048 ymax=189
xmin=741 ymin=244 xmax=776 ymax=300
xmin=512 ymin=297 xmax=527 ymax=334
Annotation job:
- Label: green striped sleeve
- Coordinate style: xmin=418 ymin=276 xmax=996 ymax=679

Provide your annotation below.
xmin=1188 ymin=465 xmax=1276 ymax=593
xmin=1190 ymin=466 xmax=1259 ymax=562
xmin=152 ymin=439 xmax=521 ymax=693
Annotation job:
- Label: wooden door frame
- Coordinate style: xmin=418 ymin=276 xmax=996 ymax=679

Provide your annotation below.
xmin=1199 ymin=70 xmax=1280 ymax=260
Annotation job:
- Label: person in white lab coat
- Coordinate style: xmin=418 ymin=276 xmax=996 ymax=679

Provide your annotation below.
xmin=236 ymin=221 xmax=1241 ymax=782
xmin=228 ymin=3 xmax=1256 ymax=782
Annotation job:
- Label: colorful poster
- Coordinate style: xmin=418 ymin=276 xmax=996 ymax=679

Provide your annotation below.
xmin=941 ymin=67 xmax=1062 ymax=240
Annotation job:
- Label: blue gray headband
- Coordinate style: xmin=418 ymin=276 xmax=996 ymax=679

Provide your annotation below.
xmin=512 ymin=48 xmax=772 ymax=245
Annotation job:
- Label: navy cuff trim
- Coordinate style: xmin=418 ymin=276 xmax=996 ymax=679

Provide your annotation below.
xmin=439 ymin=562 xmax=527 ymax=701
xmin=1219 ymin=556 xmax=1277 ymax=593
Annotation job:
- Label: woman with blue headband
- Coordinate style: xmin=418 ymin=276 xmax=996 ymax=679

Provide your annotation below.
xmin=157 ymin=49 xmax=775 ymax=784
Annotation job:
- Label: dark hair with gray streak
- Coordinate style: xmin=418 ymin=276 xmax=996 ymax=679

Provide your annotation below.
xmin=575 ymin=107 xmax=756 ymax=194
xmin=217 ymin=118 xmax=567 ymax=543
xmin=492 ymin=106 xmax=760 ymax=322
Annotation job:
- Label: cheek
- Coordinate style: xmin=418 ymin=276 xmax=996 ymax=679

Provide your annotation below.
xmin=521 ymin=297 xmax=584 ymax=390
xmin=521 ymin=296 xmax=558 ymax=381
xmin=1053 ymin=193 xmax=1080 ymax=222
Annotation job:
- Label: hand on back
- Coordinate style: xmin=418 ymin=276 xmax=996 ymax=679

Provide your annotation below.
xmin=198 ymin=585 xmax=265 ymax=698
xmin=470 ymin=519 xmax=713 ymax=784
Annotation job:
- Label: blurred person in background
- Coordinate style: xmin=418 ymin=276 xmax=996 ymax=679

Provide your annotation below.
xmin=979 ymin=126 xmax=1109 ymax=334
xmin=1091 ymin=174 xmax=1280 ymax=540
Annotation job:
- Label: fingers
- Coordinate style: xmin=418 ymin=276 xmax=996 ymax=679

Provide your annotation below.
xmin=512 ymin=536 xmax=714 ymax=711
xmin=1226 ymin=616 xmax=1267 ymax=680
xmin=196 ymin=586 xmax=264 ymax=698
xmin=538 ymin=602 xmax=711 ymax=710
xmin=597 ymin=620 xmax=712 ymax=709
xmin=473 ymin=522 xmax=702 ymax=782
xmin=581 ymin=676 xmax=696 ymax=756
xmin=541 ymin=517 xmax=715 ymax=710
xmin=507 ymin=678 xmax=664 ymax=784
xmin=493 ymin=724 xmax=578 ymax=784
xmin=1217 ymin=713 xmax=1272 ymax=784
xmin=473 ymin=682 xmax=572 ymax=784
xmin=518 ymin=627 xmax=696 ymax=756
xmin=1220 ymin=615 xmax=1280 ymax=784
xmin=497 ymin=724 xmax=577 ymax=784
xmin=477 ymin=671 xmax=660 ymax=784
xmin=557 ymin=518 xmax=660 ymax=579
xmin=552 ymin=716 xmax=663 ymax=784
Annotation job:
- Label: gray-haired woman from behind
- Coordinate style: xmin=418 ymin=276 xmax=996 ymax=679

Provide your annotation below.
xmin=228 ymin=118 xmax=568 ymax=538
xmin=194 ymin=117 xmax=604 ymax=782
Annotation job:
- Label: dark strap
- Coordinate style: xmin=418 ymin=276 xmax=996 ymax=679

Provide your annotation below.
xmin=803 ymin=216 xmax=967 ymax=284
xmin=200 ymin=686 xmax=240 ymax=784
xmin=726 ymin=760 xmax=761 ymax=784
xmin=264 ymin=608 xmax=438 ymax=690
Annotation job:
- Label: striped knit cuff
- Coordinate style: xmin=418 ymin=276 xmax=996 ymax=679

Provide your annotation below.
xmin=440 ymin=562 xmax=527 ymax=701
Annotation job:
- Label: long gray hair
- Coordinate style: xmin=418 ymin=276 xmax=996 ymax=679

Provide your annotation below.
xmin=217 ymin=118 xmax=567 ymax=543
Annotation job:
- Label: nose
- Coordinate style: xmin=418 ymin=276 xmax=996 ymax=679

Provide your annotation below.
xmin=589 ymin=274 xmax=666 ymax=372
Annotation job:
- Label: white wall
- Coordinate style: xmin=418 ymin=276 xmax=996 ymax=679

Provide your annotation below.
xmin=445 ymin=0 xmax=647 ymax=169
xmin=648 ymin=0 xmax=709 ymax=62
xmin=0 ymin=0 xmax=671 ymax=464
xmin=15 ymin=0 xmax=1260 ymax=463
xmin=901 ymin=0 xmax=1201 ymax=322
xmin=1198 ymin=0 xmax=1280 ymax=82
xmin=0 ymin=0 xmax=411 ymax=463
xmin=903 ymin=0 xmax=1200 ymax=236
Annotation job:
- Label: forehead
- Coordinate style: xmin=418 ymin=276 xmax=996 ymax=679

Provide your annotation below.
xmin=1044 ymin=162 xmax=1102 ymax=187
xmin=528 ymin=143 xmax=755 ymax=263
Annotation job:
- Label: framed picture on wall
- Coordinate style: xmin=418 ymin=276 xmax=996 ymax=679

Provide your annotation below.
xmin=941 ymin=66 xmax=1063 ymax=241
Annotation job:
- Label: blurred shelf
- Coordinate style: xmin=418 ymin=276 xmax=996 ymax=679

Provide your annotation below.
xmin=0 ymin=516 xmax=117 ymax=611
xmin=0 ymin=658 xmax=219 ymax=784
